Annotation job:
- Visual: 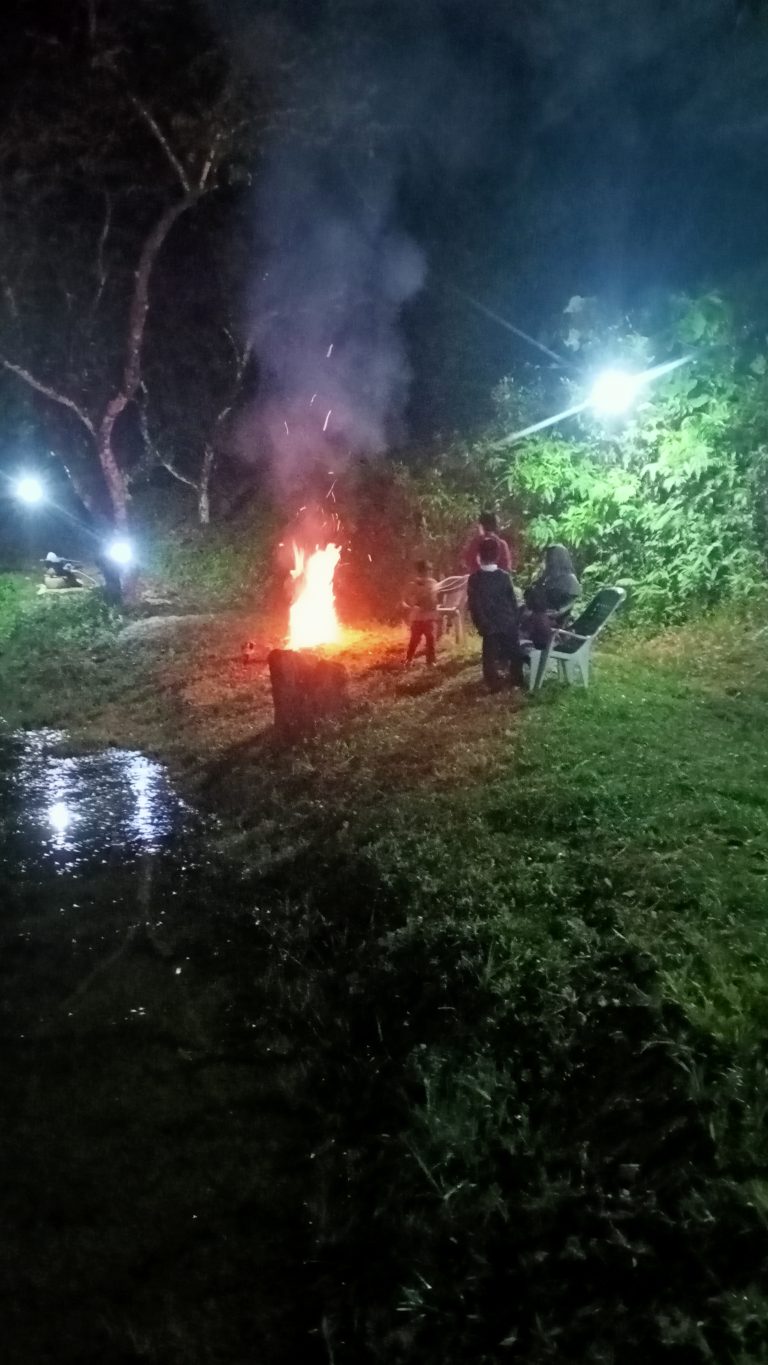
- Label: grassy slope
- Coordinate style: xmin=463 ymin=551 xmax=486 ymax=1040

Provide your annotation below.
xmin=1 ymin=593 xmax=768 ymax=1361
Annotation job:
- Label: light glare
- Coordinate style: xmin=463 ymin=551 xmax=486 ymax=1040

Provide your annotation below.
xmin=47 ymin=801 xmax=71 ymax=834
xmin=15 ymin=473 xmax=45 ymax=505
xmin=589 ymin=369 xmax=644 ymax=416
xmin=106 ymin=536 xmax=134 ymax=568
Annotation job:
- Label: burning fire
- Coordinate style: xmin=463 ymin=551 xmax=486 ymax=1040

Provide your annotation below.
xmin=288 ymin=542 xmax=342 ymax=650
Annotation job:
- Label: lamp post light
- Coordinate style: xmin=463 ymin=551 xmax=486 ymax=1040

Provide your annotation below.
xmin=14 ymin=473 xmax=46 ymax=506
xmin=105 ymin=536 xmax=135 ymax=569
xmin=588 ymin=368 xmax=646 ymax=416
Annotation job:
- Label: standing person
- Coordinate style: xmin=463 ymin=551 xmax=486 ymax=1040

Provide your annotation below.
xmin=462 ymin=511 xmax=513 ymax=573
xmin=403 ymin=559 xmax=440 ymax=667
xmin=467 ymin=537 xmax=525 ymax=689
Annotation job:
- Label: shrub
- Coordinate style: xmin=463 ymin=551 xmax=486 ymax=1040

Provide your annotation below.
xmin=490 ymin=294 xmax=768 ymax=623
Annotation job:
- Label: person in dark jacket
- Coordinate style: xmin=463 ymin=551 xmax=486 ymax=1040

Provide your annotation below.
xmin=467 ymin=537 xmax=525 ymax=689
xmin=525 ymin=544 xmax=581 ymax=616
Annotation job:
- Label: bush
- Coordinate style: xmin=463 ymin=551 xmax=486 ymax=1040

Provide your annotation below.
xmin=335 ymin=456 xmax=496 ymax=620
xmin=146 ymin=506 xmax=279 ymax=610
xmin=0 ymin=574 xmax=38 ymax=642
xmin=490 ymin=294 xmax=768 ymax=623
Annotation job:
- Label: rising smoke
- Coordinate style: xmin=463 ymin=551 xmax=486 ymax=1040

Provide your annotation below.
xmin=223 ymin=0 xmax=502 ymax=491
xmin=242 ymin=148 xmax=425 ymax=489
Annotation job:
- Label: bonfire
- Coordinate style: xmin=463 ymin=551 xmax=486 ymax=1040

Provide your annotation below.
xmin=288 ymin=543 xmax=342 ymax=650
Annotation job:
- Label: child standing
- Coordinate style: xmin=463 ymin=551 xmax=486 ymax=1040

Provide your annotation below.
xmin=403 ymin=560 xmax=440 ymax=666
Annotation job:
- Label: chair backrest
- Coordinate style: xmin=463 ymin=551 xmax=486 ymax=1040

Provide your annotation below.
xmin=568 ymin=586 xmax=626 ymax=639
xmin=437 ymin=575 xmax=468 ymax=610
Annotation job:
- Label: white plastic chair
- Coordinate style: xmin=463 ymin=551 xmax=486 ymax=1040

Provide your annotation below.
xmin=436 ymin=574 xmax=469 ymax=644
xmin=527 ymin=586 xmax=626 ymax=691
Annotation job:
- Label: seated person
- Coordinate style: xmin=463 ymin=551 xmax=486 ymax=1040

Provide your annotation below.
xmin=525 ymin=543 xmax=580 ymax=616
xmin=467 ymin=536 xmax=526 ymax=689
xmin=522 ymin=544 xmax=581 ymax=649
xmin=42 ymin=552 xmax=82 ymax=589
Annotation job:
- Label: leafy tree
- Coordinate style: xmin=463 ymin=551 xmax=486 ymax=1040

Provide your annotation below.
xmin=492 ymin=294 xmax=768 ymax=622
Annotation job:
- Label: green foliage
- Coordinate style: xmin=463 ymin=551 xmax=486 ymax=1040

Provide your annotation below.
xmin=493 ymin=294 xmax=768 ymax=622
xmin=337 ymin=455 xmax=494 ymax=618
xmin=146 ymin=508 xmax=279 ymax=610
xmin=3 ymin=588 xmax=119 ymax=653
xmin=0 ymin=573 xmax=37 ymax=642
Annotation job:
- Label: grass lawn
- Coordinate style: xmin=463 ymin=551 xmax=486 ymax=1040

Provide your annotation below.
xmin=1 ymin=590 xmax=767 ymax=1362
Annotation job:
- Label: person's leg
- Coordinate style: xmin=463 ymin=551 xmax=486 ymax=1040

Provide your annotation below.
xmin=424 ymin=621 xmax=436 ymax=666
xmin=405 ymin=622 xmax=421 ymax=663
xmin=482 ymin=634 xmax=502 ymax=688
xmin=503 ymin=630 xmax=526 ymax=687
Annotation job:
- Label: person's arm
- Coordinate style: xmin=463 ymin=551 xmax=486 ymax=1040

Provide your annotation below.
xmin=462 ymin=534 xmax=479 ymax=572
xmin=502 ymin=573 xmax=520 ymax=623
xmin=467 ymin=574 xmax=482 ymax=632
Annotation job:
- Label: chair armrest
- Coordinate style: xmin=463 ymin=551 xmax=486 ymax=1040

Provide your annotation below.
xmin=553 ymin=629 xmax=590 ymax=646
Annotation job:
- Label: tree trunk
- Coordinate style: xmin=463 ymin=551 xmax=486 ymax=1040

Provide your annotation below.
xmin=268 ymin=649 xmax=349 ymax=740
xmin=97 ymin=402 xmax=130 ymax=525
xmin=100 ymin=197 xmax=195 ymax=525
xmin=198 ymin=443 xmax=215 ymax=525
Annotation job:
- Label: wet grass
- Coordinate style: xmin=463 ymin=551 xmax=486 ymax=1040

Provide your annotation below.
xmin=1 ymin=595 xmax=768 ymax=1361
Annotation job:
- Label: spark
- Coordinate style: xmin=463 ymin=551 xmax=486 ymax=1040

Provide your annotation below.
xmin=284 ymin=421 xmax=290 ymax=436
xmin=310 ymin=393 xmax=317 ymax=406
xmin=326 ymin=478 xmax=337 ymax=501
xmin=323 ymin=409 xmax=332 ymax=432
xmin=326 ymin=344 xmax=334 ymax=359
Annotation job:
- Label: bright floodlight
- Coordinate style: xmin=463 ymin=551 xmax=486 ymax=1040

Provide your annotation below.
xmin=589 ymin=368 xmax=645 ymax=416
xmin=15 ymin=473 xmax=45 ymax=505
xmin=105 ymin=536 xmax=134 ymax=568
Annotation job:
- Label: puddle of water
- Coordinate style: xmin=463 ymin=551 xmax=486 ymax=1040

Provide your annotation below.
xmin=0 ymin=728 xmax=193 ymax=877
xmin=0 ymin=733 xmax=312 ymax=1360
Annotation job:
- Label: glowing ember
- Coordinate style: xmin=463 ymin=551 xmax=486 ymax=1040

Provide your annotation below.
xmin=288 ymin=543 xmax=342 ymax=650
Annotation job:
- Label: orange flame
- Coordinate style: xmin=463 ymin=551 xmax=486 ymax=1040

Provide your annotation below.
xmin=288 ymin=543 xmax=342 ymax=650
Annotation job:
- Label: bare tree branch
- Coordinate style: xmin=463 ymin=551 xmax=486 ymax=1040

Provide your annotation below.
xmin=86 ymin=0 xmax=98 ymax=45
xmin=198 ymin=129 xmax=224 ymax=192
xmin=157 ymin=457 xmax=199 ymax=490
xmin=0 ymin=356 xmax=96 ymax=436
xmin=126 ymin=93 xmax=192 ymax=195
xmin=121 ymin=195 xmax=195 ymax=406
xmin=92 ymin=190 xmax=112 ymax=315
xmin=136 ymin=381 xmax=197 ymax=490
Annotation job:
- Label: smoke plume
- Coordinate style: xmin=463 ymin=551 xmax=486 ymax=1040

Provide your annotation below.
xmin=242 ymin=149 xmax=425 ymax=489
xmin=226 ymin=0 xmax=502 ymax=490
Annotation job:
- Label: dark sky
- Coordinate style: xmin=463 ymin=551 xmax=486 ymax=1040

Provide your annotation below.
xmin=397 ymin=0 xmax=768 ymax=428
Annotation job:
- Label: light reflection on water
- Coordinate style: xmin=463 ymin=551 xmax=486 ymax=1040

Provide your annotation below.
xmin=0 ymin=729 xmax=189 ymax=873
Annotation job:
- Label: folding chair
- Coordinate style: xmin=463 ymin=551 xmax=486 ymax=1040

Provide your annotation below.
xmin=527 ymin=586 xmax=626 ymax=691
xmin=436 ymin=574 xmax=469 ymax=644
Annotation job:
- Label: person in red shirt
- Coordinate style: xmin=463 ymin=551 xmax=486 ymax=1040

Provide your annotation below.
xmin=462 ymin=511 xmax=513 ymax=573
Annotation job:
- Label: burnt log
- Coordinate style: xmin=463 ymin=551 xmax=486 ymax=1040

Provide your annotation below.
xmin=268 ymin=648 xmax=349 ymax=739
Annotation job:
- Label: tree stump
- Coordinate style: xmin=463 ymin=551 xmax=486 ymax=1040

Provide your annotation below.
xmin=268 ymin=649 xmax=349 ymax=740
